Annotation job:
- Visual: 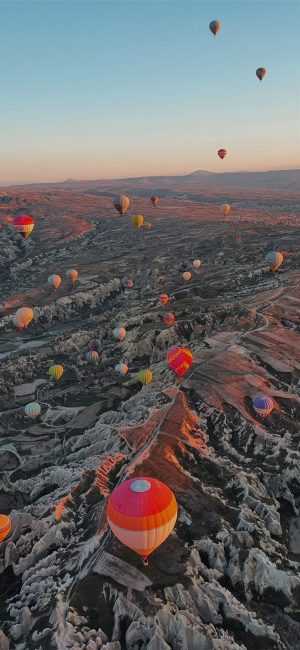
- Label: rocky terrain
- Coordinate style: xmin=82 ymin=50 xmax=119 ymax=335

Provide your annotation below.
xmin=1 ymin=186 xmax=300 ymax=649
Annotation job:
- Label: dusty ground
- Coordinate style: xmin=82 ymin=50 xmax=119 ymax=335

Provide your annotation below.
xmin=1 ymin=186 xmax=300 ymax=649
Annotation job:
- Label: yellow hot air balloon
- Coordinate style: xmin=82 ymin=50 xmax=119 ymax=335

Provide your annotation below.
xmin=221 ymin=204 xmax=231 ymax=216
xmin=14 ymin=307 xmax=34 ymax=330
xmin=48 ymin=365 xmax=64 ymax=381
xmin=67 ymin=269 xmax=78 ymax=285
xmin=137 ymin=369 xmax=153 ymax=385
xmin=132 ymin=215 xmax=144 ymax=229
xmin=48 ymin=274 xmax=62 ymax=290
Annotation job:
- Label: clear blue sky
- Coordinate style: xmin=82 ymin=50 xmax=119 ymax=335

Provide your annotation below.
xmin=0 ymin=0 xmax=299 ymax=182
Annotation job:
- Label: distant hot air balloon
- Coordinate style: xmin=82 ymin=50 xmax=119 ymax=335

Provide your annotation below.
xmin=217 ymin=148 xmax=228 ymax=160
xmin=221 ymin=204 xmax=231 ymax=216
xmin=115 ymin=362 xmax=129 ymax=376
xmin=86 ymin=350 xmax=100 ymax=364
xmin=163 ymin=312 xmax=176 ymax=327
xmin=265 ymin=251 xmax=284 ymax=272
xmin=0 ymin=514 xmax=12 ymax=542
xmin=107 ymin=477 xmax=177 ymax=564
xmin=137 ymin=369 xmax=153 ymax=385
xmin=209 ymin=19 xmax=221 ymax=36
xmin=48 ymin=274 xmax=62 ymax=290
xmin=132 ymin=214 xmax=144 ymax=229
xmin=252 ymin=394 xmax=274 ymax=418
xmin=160 ymin=294 xmax=170 ymax=305
xmin=67 ymin=269 xmax=78 ymax=285
xmin=48 ymin=364 xmax=64 ymax=381
xmin=192 ymin=259 xmax=202 ymax=269
xmin=14 ymin=307 xmax=34 ymax=330
xmin=151 ymin=196 xmax=159 ymax=207
xmin=55 ymin=496 xmax=70 ymax=523
xmin=182 ymin=271 xmax=192 ymax=281
xmin=13 ymin=214 xmax=35 ymax=239
xmin=113 ymin=194 xmax=130 ymax=216
xmin=167 ymin=346 xmax=193 ymax=377
xmin=127 ymin=279 xmax=134 ymax=289
xmin=24 ymin=402 xmax=41 ymax=418
xmin=113 ymin=327 xmax=127 ymax=341
xmin=256 ymin=67 xmax=267 ymax=81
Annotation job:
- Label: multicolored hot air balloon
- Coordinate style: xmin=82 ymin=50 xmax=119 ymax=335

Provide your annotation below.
xmin=115 ymin=362 xmax=129 ymax=376
xmin=86 ymin=350 xmax=100 ymax=364
xmin=67 ymin=269 xmax=78 ymax=285
xmin=107 ymin=477 xmax=177 ymax=564
xmin=252 ymin=394 xmax=274 ymax=418
xmin=132 ymin=214 xmax=144 ymax=229
xmin=0 ymin=514 xmax=12 ymax=542
xmin=209 ymin=19 xmax=221 ymax=36
xmin=48 ymin=364 xmax=64 ymax=381
xmin=167 ymin=346 xmax=193 ymax=378
xmin=160 ymin=294 xmax=170 ymax=305
xmin=48 ymin=274 xmax=62 ymax=290
xmin=24 ymin=402 xmax=41 ymax=418
xmin=192 ymin=259 xmax=202 ymax=269
xmin=182 ymin=271 xmax=192 ymax=281
xmin=163 ymin=312 xmax=176 ymax=327
xmin=14 ymin=307 xmax=34 ymax=330
xmin=221 ymin=204 xmax=231 ymax=216
xmin=113 ymin=194 xmax=130 ymax=216
xmin=217 ymin=148 xmax=228 ymax=160
xmin=265 ymin=251 xmax=284 ymax=272
xmin=137 ymin=369 xmax=153 ymax=385
xmin=113 ymin=327 xmax=127 ymax=341
xmin=151 ymin=196 xmax=159 ymax=207
xmin=13 ymin=214 xmax=35 ymax=239
xmin=256 ymin=67 xmax=267 ymax=81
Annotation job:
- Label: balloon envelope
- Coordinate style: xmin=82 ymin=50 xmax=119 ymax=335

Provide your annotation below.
xmin=86 ymin=350 xmax=99 ymax=363
xmin=217 ymin=148 xmax=227 ymax=159
xmin=48 ymin=274 xmax=62 ymax=289
xmin=67 ymin=269 xmax=78 ymax=284
xmin=115 ymin=362 xmax=129 ymax=375
xmin=265 ymin=251 xmax=283 ymax=272
xmin=253 ymin=395 xmax=274 ymax=417
xmin=107 ymin=477 xmax=177 ymax=561
xmin=160 ymin=294 xmax=170 ymax=305
xmin=209 ymin=20 xmax=221 ymax=35
xmin=113 ymin=327 xmax=126 ymax=341
xmin=151 ymin=196 xmax=159 ymax=207
xmin=132 ymin=214 xmax=144 ymax=229
xmin=221 ymin=204 xmax=231 ymax=216
xmin=167 ymin=346 xmax=193 ymax=377
xmin=137 ymin=369 xmax=153 ymax=384
xmin=0 ymin=514 xmax=12 ymax=542
xmin=182 ymin=271 xmax=192 ymax=281
xmin=114 ymin=194 xmax=130 ymax=215
xmin=15 ymin=307 xmax=34 ymax=329
xmin=192 ymin=259 xmax=202 ymax=269
xmin=49 ymin=365 xmax=64 ymax=381
xmin=25 ymin=402 xmax=41 ymax=418
xmin=163 ymin=312 xmax=176 ymax=327
xmin=13 ymin=214 xmax=35 ymax=239
xmin=256 ymin=67 xmax=267 ymax=81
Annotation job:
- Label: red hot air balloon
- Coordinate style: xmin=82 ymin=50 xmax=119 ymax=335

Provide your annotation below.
xmin=160 ymin=293 xmax=170 ymax=306
xmin=167 ymin=346 xmax=193 ymax=377
xmin=163 ymin=312 xmax=176 ymax=327
xmin=13 ymin=214 xmax=35 ymax=239
xmin=107 ymin=477 xmax=178 ymax=565
xmin=217 ymin=148 xmax=228 ymax=160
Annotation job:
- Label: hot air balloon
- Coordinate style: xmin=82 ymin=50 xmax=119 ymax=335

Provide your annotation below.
xmin=107 ymin=477 xmax=177 ymax=564
xmin=132 ymin=214 xmax=144 ymax=229
xmin=67 ymin=269 xmax=78 ymax=285
xmin=113 ymin=194 xmax=130 ymax=216
xmin=192 ymin=259 xmax=202 ymax=269
xmin=55 ymin=496 xmax=70 ymax=523
xmin=137 ymin=369 xmax=153 ymax=385
xmin=252 ymin=394 xmax=274 ymax=418
xmin=182 ymin=271 xmax=192 ymax=281
xmin=48 ymin=274 xmax=62 ymax=290
xmin=13 ymin=214 xmax=35 ymax=239
xmin=86 ymin=350 xmax=100 ymax=364
xmin=48 ymin=365 xmax=64 ymax=381
xmin=167 ymin=346 xmax=193 ymax=377
xmin=163 ymin=312 xmax=176 ymax=327
xmin=24 ymin=402 xmax=41 ymax=418
xmin=14 ymin=307 xmax=34 ymax=330
xmin=160 ymin=294 xmax=170 ymax=305
xmin=127 ymin=279 xmax=134 ymax=289
xmin=217 ymin=148 xmax=227 ymax=160
xmin=265 ymin=251 xmax=283 ymax=272
xmin=0 ymin=514 xmax=12 ymax=542
xmin=209 ymin=20 xmax=221 ymax=36
xmin=115 ymin=362 xmax=129 ymax=376
xmin=113 ymin=327 xmax=127 ymax=341
xmin=221 ymin=204 xmax=231 ymax=216
xmin=151 ymin=196 xmax=159 ymax=207
xmin=256 ymin=67 xmax=267 ymax=81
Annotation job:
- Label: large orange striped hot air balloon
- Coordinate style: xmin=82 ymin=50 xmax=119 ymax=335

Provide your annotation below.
xmin=13 ymin=214 xmax=35 ymax=239
xmin=0 ymin=514 xmax=12 ymax=542
xmin=107 ymin=477 xmax=177 ymax=564
xmin=167 ymin=346 xmax=193 ymax=378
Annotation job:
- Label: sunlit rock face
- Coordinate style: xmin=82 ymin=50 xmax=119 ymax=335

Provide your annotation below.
xmin=1 ymin=187 xmax=300 ymax=648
